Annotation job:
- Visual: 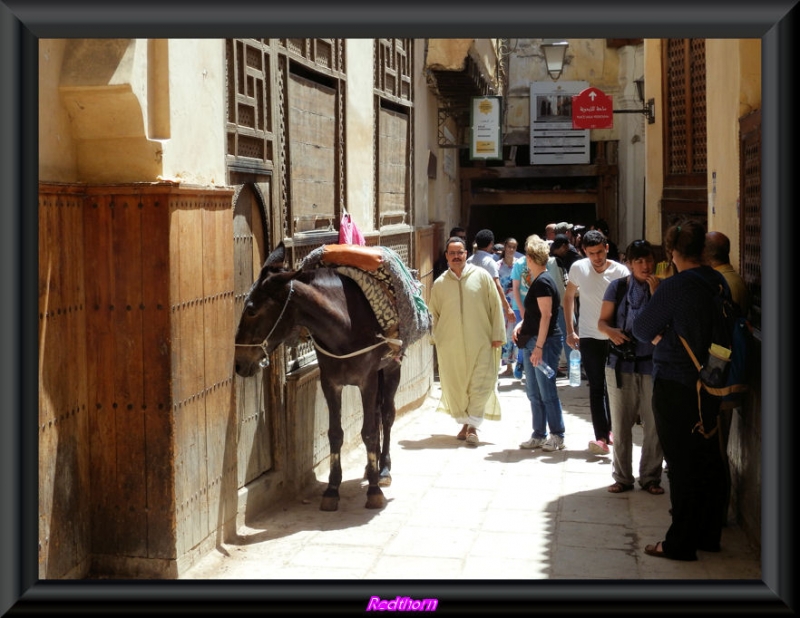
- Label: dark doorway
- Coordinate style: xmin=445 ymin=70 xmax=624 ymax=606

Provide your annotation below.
xmin=467 ymin=203 xmax=597 ymax=247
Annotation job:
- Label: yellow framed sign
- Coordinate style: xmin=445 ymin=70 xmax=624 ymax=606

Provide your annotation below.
xmin=470 ymin=96 xmax=502 ymax=161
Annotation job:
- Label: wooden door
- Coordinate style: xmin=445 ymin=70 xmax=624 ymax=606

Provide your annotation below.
xmin=233 ymin=184 xmax=273 ymax=486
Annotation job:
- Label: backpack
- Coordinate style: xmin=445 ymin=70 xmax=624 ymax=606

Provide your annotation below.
xmin=678 ymin=270 xmax=750 ymax=437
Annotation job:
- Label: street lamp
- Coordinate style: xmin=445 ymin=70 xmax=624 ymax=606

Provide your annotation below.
xmin=612 ymin=77 xmax=656 ymax=124
xmin=633 ymin=77 xmax=656 ymax=124
xmin=540 ymin=40 xmax=569 ymax=81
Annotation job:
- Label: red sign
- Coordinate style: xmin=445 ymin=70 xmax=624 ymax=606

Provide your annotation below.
xmin=572 ymin=87 xmax=613 ymax=130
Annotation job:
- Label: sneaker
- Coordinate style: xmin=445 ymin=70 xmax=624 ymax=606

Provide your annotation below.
xmin=520 ymin=436 xmax=547 ymax=449
xmin=542 ymin=436 xmax=565 ymax=451
xmin=588 ymin=439 xmax=610 ymax=455
xmin=465 ymin=426 xmax=479 ymax=445
xmin=513 ymin=364 xmax=524 ymax=380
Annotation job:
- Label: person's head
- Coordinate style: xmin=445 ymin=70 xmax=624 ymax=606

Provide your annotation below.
xmin=444 ymin=236 xmax=469 ymax=273
xmin=581 ymin=229 xmax=609 ymax=272
xmin=524 ymin=234 xmax=550 ymax=268
xmin=593 ymin=218 xmax=610 ymax=237
xmin=555 ymin=221 xmax=573 ymax=236
xmin=550 ymin=234 xmax=571 ymax=257
xmin=474 ymin=229 xmax=495 ymax=250
xmin=624 ymin=239 xmax=655 ymax=282
xmin=449 ymin=226 xmax=467 ymax=242
xmin=704 ymin=231 xmax=731 ymax=266
xmin=664 ymin=220 xmax=706 ymax=266
xmin=502 ymin=237 xmax=519 ymax=259
xmin=493 ymin=243 xmax=505 ymax=256
xmin=544 ymin=223 xmax=557 ymax=241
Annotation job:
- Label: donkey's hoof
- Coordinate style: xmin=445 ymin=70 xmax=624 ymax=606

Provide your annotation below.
xmin=365 ymin=488 xmax=385 ymax=509
xmin=320 ymin=496 xmax=339 ymax=511
xmin=378 ymin=469 xmax=392 ymax=487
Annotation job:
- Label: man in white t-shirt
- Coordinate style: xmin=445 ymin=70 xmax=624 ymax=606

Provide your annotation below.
xmin=563 ymin=229 xmax=630 ymax=455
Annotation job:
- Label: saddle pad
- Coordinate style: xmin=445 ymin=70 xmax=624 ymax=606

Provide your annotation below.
xmin=321 ymin=244 xmax=384 ymax=272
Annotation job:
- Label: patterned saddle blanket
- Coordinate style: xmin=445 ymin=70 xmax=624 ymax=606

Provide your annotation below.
xmin=301 ymin=244 xmax=431 ymax=359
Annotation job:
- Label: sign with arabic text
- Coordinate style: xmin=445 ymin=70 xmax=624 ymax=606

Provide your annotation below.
xmin=572 ymin=87 xmax=613 ymax=130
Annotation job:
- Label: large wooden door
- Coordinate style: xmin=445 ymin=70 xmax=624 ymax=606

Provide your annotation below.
xmin=233 ymin=184 xmax=273 ymax=487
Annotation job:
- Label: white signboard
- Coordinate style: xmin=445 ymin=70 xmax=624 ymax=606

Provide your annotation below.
xmin=530 ymin=81 xmax=590 ymax=165
xmin=470 ymin=96 xmax=502 ymax=160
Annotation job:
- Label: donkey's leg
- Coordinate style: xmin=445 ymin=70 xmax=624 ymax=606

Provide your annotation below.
xmin=359 ymin=376 xmax=385 ymax=509
xmin=320 ymin=380 xmax=344 ymax=512
xmin=377 ymin=365 xmax=401 ymax=487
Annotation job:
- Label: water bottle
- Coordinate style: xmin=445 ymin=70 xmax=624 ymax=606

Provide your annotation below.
xmin=569 ymin=348 xmax=582 ymax=387
xmin=536 ymin=362 xmax=555 ymax=379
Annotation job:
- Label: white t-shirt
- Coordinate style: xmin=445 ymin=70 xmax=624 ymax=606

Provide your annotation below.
xmin=568 ymin=258 xmax=629 ymax=339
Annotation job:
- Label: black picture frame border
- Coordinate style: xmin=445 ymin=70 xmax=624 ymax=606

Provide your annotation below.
xmin=1 ymin=0 xmax=795 ymax=614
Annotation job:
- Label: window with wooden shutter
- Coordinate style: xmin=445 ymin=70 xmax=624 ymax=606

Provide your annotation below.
xmin=374 ymin=40 xmax=414 ymax=231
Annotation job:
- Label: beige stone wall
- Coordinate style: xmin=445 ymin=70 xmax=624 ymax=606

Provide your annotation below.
xmin=643 ymin=38 xmax=664 ymax=244
xmin=39 ymin=39 xmax=227 ymax=186
xmin=705 ymin=39 xmax=761 ymax=268
xmin=345 ymin=39 xmax=376 ymax=234
xmin=506 ymin=38 xmax=627 ymax=145
xmin=39 ymin=40 xmax=79 ymax=182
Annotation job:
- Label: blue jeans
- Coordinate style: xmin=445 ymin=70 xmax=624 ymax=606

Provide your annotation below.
xmin=522 ymin=335 xmax=565 ymax=439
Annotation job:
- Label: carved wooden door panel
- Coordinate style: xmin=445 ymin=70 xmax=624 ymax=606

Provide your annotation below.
xmin=233 ymin=184 xmax=273 ymax=487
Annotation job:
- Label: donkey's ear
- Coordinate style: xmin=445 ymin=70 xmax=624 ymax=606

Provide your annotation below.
xmin=263 ymin=242 xmax=287 ymax=269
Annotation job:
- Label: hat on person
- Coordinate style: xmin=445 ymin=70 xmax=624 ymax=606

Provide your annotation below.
xmin=555 ymin=222 xmax=574 ymax=235
xmin=493 ymin=243 xmax=504 ymax=253
xmin=551 ymin=234 xmax=571 ymax=250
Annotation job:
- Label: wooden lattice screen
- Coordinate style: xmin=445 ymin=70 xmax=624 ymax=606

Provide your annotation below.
xmin=665 ymin=38 xmax=707 ymax=179
xmin=739 ymin=109 xmax=761 ymax=330
xmin=226 ymin=39 xmax=274 ymax=167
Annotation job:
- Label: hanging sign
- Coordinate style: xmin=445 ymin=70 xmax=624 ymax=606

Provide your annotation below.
xmin=470 ymin=96 xmax=502 ymax=160
xmin=572 ymin=87 xmax=613 ymax=130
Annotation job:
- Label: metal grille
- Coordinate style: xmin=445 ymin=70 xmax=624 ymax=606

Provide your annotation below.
xmin=739 ymin=109 xmax=761 ymax=330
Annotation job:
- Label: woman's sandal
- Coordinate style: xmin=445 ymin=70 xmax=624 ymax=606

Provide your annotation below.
xmin=644 ymin=541 xmax=667 ymax=558
xmin=607 ymin=481 xmax=634 ymax=493
xmin=642 ymin=482 xmax=665 ymax=495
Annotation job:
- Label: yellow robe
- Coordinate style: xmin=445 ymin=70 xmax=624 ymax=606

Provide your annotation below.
xmin=429 ymin=264 xmax=506 ymax=423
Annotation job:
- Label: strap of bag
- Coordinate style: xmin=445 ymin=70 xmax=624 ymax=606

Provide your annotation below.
xmin=679 ymin=335 xmax=717 ymax=439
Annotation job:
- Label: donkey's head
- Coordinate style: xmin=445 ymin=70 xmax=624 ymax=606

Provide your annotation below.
xmin=234 ymin=242 xmax=302 ymax=377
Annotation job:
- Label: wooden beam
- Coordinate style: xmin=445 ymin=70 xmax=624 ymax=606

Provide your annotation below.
xmin=470 ymin=190 xmax=598 ymax=205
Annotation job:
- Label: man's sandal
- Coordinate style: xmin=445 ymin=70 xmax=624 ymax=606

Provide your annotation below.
xmin=607 ymin=482 xmax=634 ymax=493
xmin=642 ymin=482 xmax=665 ymax=495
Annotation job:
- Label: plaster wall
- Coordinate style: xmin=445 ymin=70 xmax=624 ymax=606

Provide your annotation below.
xmin=705 ymin=39 xmax=761 ymax=269
xmin=39 ymin=40 xmax=81 ymax=183
xmin=643 ymin=38 xmax=664 ymax=245
xmin=345 ymin=39 xmax=377 ymax=234
xmin=506 ymin=38 xmax=625 ymax=145
xmin=39 ymin=39 xmax=227 ymax=186
xmin=158 ymin=39 xmax=227 ymax=186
